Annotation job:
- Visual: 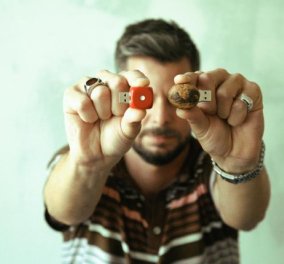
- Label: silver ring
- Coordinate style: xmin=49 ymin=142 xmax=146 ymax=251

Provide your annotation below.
xmin=84 ymin=78 xmax=106 ymax=96
xmin=239 ymin=93 xmax=253 ymax=112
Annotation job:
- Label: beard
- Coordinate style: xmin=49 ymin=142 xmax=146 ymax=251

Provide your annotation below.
xmin=132 ymin=127 xmax=191 ymax=166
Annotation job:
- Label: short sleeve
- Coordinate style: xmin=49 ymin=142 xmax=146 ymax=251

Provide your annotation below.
xmin=44 ymin=207 xmax=70 ymax=232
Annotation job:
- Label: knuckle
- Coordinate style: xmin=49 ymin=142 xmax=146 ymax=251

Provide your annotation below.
xmin=216 ymin=68 xmax=229 ymax=76
xmin=231 ymin=73 xmax=244 ymax=83
xmin=234 ymin=99 xmax=246 ymax=111
xmin=77 ymin=97 xmax=92 ymax=112
xmin=96 ymin=69 xmax=110 ymax=76
xmin=250 ymin=81 xmax=261 ymax=94
xmin=119 ymin=70 xmax=127 ymax=76
xmin=216 ymin=87 xmax=230 ymax=99
xmin=110 ymin=75 xmax=128 ymax=89
xmin=201 ymin=71 xmax=214 ymax=83
xmin=91 ymin=87 xmax=110 ymax=101
xmin=131 ymin=69 xmax=144 ymax=76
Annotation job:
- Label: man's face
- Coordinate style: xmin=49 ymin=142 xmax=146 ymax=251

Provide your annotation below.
xmin=126 ymin=56 xmax=192 ymax=165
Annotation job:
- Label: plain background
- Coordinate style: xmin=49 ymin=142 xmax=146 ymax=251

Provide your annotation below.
xmin=1 ymin=0 xmax=283 ymax=263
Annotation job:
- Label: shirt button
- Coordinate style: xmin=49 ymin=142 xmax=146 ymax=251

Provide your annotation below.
xmin=152 ymin=226 xmax=161 ymax=235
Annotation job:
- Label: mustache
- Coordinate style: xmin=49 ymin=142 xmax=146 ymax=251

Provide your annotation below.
xmin=139 ymin=127 xmax=181 ymax=138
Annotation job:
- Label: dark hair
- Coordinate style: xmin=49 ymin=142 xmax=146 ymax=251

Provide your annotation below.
xmin=115 ymin=18 xmax=200 ymax=71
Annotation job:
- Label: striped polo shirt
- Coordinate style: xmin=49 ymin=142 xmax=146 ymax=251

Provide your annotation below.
xmin=45 ymin=139 xmax=239 ymax=263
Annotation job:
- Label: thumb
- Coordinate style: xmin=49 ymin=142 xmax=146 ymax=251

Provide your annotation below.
xmin=176 ymin=107 xmax=210 ymax=139
xmin=121 ymin=108 xmax=146 ymax=139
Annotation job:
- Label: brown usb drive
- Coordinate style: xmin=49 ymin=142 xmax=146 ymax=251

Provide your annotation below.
xmin=168 ymin=83 xmax=211 ymax=109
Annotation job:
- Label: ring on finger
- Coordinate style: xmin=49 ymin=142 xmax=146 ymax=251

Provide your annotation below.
xmin=84 ymin=77 xmax=107 ymax=96
xmin=239 ymin=93 xmax=254 ymax=112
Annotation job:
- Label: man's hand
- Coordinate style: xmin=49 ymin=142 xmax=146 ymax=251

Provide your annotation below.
xmin=175 ymin=69 xmax=264 ymax=174
xmin=63 ymin=70 xmax=149 ymax=169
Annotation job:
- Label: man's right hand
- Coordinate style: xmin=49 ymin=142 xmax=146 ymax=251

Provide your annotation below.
xmin=63 ymin=70 xmax=150 ymax=169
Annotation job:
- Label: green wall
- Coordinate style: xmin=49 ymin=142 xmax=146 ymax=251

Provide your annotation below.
xmin=0 ymin=0 xmax=283 ymax=263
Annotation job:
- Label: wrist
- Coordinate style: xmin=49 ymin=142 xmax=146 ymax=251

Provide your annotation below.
xmin=211 ymin=141 xmax=265 ymax=184
xmin=66 ymin=153 xmax=113 ymax=178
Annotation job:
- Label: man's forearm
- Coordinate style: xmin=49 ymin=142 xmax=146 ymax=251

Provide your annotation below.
xmin=213 ymin=168 xmax=270 ymax=231
xmin=44 ymin=153 xmax=111 ymax=226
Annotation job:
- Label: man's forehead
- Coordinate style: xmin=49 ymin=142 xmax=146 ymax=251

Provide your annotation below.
xmin=129 ymin=57 xmax=191 ymax=74
xmin=126 ymin=56 xmax=192 ymax=92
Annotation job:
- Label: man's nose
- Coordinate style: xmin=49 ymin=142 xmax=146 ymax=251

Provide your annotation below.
xmin=149 ymin=96 xmax=174 ymax=125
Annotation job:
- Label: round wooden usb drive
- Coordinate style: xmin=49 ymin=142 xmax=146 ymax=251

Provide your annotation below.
xmin=168 ymin=83 xmax=200 ymax=109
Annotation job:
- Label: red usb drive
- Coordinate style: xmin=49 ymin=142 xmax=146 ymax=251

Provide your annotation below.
xmin=119 ymin=87 xmax=153 ymax=109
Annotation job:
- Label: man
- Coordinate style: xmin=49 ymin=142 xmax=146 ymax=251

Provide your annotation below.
xmin=44 ymin=19 xmax=270 ymax=263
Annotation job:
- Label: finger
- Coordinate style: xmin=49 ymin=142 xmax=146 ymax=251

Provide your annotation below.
xmin=76 ymin=76 xmax=95 ymax=94
xmin=121 ymin=108 xmax=147 ymax=139
xmin=215 ymin=73 xmax=244 ymax=119
xmin=64 ymin=86 xmax=98 ymax=123
xmin=227 ymin=98 xmax=248 ymax=126
xmin=96 ymin=70 xmax=129 ymax=117
xmin=241 ymin=81 xmax=263 ymax=112
xmin=202 ymin=68 xmax=230 ymax=86
xmin=90 ymin=85 xmax=111 ymax=120
xmin=176 ymin=107 xmax=210 ymax=139
xmin=119 ymin=70 xmax=150 ymax=87
xmin=174 ymin=72 xmax=199 ymax=85
xmin=195 ymin=72 xmax=216 ymax=115
xmin=227 ymin=80 xmax=263 ymax=126
xmin=197 ymin=69 xmax=233 ymax=115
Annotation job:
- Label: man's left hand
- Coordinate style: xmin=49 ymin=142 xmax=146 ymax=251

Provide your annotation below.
xmin=175 ymin=68 xmax=264 ymax=174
